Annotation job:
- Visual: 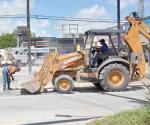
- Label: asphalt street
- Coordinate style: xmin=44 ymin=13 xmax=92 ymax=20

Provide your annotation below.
xmin=0 ymin=66 xmax=149 ymax=125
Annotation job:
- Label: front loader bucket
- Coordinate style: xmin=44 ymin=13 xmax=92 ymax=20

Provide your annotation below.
xmin=20 ymin=75 xmax=41 ymax=93
xmin=20 ymin=52 xmax=84 ymax=94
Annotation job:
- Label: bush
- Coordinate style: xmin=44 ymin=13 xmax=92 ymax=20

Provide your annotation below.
xmin=87 ymin=107 xmax=150 ymax=125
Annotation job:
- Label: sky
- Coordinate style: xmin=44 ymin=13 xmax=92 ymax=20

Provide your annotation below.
xmin=0 ymin=0 xmax=150 ymax=37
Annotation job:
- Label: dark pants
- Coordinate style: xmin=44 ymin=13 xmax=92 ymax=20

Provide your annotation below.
xmin=3 ymin=80 xmax=11 ymax=90
xmin=3 ymin=73 xmax=11 ymax=90
xmin=93 ymin=53 xmax=108 ymax=68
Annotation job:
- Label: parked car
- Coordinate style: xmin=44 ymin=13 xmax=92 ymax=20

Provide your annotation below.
xmin=33 ymin=56 xmax=43 ymax=66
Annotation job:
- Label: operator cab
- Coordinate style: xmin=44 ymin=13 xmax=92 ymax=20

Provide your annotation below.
xmin=84 ymin=29 xmax=128 ymax=69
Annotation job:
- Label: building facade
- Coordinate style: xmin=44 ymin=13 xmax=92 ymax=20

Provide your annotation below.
xmin=32 ymin=37 xmax=84 ymax=54
xmin=14 ymin=26 xmax=84 ymax=54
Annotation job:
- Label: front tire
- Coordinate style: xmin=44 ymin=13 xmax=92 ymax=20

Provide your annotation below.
xmin=99 ymin=63 xmax=130 ymax=91
xmin=55 ymin=75 xmax=74 ymax=94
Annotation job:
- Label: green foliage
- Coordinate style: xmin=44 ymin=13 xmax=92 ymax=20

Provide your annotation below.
xmin=88 ymin=107 xmax=150 ymax=125
xmin=0 ymin=33 xmax=17 ymax=49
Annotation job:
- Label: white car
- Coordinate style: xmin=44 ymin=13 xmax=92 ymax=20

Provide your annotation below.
xmin=33 ymin=57 xmax=43 ymax=66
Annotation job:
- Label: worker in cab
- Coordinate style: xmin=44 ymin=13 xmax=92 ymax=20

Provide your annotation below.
xmin=99 ymin=39 xmax=109 ymax=54
xmin=98 ymin=39 xmax=109 ymax=64
xmin=92 ymin=39 xmax=109 ymax=67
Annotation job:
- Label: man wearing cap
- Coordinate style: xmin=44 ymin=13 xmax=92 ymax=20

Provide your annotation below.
xmin=99 ymin=39 xmax=109 ymax=54
xmin=92 ymin=39 xmax=109 ymax=67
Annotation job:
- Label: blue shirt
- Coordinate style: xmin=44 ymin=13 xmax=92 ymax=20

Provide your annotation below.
xmin=101 ymin=43 xmax=108 ymax=54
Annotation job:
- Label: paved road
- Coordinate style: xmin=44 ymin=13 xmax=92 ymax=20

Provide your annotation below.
xmin=0 ymin=66 xmax=149 ymax=125
xmin=0 ymin=83 xmax=149 ymax=125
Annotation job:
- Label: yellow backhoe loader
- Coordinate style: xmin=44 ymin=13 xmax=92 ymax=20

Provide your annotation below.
xmin=21 ymin=12 xmax=150 ymax=94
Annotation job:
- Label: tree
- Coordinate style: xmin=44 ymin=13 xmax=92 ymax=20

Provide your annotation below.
xmin=0 ymin=33 xmax=17 ymax=49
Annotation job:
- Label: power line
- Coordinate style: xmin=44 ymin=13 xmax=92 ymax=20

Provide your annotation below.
xmin=32 ymin=15 xmax=125 ymax=23
xmin=0 ymin=14 xmax=126 ymax=23
xmin=33 ymin=14 xmax=113 ymax=20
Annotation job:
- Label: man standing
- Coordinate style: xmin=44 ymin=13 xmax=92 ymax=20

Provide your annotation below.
xmin=2 ymin=63 xmax=15 ymax=90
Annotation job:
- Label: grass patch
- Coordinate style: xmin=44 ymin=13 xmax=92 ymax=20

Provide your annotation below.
xmin=87 ymin=107 xmax=150 ymax=125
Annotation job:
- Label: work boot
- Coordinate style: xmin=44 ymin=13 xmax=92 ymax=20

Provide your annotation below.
xmin=8 ymin=88 xmax=13 ymax=90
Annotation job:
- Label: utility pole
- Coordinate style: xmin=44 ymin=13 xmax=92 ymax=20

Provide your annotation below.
xmin=138 ymin=0 xmax=144 ymax=18
xmin=27 ymin=0 xmax=32 ymax=73
xmin=117 ymin=0 xmax=120 ymax=31
xmin=117 ymin=0 xmax=123 ymax=52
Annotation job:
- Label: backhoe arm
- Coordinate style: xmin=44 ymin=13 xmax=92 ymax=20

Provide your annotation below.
xmin=124 ymin=15 xmax=150 ymax=79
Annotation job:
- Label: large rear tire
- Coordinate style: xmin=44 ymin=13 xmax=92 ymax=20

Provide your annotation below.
xmin=55 ymin=75 xmax=74 ymax=94
xmin=99 ymin=63 xmax=130 ymax=91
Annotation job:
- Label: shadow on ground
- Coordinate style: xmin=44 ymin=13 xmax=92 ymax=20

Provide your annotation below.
xmin=2 ymin=83 xmax=148 ymax=98
xmin=20 ymin=83 xmax=147 ymax=95
xmin=74 ymin=84 xmax=146 ymax=93
xmin=21 ymin=116 xmax=102 ymax=125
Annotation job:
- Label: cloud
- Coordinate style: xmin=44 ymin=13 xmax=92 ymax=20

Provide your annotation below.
xmin=0 ymin=0 xmax=37 ymax=15
xmin=59 ymin=4 xmax=115 ymax=34
xmin=30 ymin=19 xmax=51 ymax=36
xmin=0 ymin=0 xmax=51 ymax=37
xmin=0 ymin=0 xmax=25 ymax=15
xmin=76 ymin=4 xmax=109 ymax=19
xmin=13 ymin=19 xmax=51 ymax=36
